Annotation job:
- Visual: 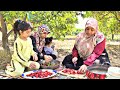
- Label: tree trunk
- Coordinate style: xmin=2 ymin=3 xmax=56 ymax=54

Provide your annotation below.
xmin=112 ymin=34 xmax=114 ymax=40
xmin=0 ymin=14 xmax=11 ymax=54
xmin=0 ymin=27 xmax=1 ymax=32
xmin=23 ymin=14 xmax=27 ymax=21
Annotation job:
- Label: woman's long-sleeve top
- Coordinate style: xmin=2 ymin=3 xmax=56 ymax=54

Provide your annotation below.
xmin=72 ymin=38 xmax=105 ymax=66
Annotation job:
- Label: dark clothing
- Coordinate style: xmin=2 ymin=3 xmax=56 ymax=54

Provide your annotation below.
xmin=30 ymin=36 xmax=44 ymax=61
xmin=62 ymin=54 xmax=83 ymax=70
xmin=62 ymin=49 xmax=110 ymax=70
xmin=72 ymin=39 xmax=106 ymax=66
xmin=30 ymin=35 xmax=57 ymax=61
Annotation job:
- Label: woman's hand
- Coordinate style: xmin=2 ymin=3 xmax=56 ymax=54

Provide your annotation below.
xmin=29 ymin=62 xmax=36 ymax=69
xmin=72 ymin=57 xmax=78 ymax=64
xmin=33 ymin=54 xmax=38 ymax=61
xmin=79 ymin=64 xmax=87 ymax=73
xmin=44 ymin=55 xmax=53 ymax=63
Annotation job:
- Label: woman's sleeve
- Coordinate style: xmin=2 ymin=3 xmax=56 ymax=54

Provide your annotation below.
xmin=72 ymin=45 xmax=79 ymax=58
xmin=30 ymin=36 xmax=44 ymax=59
xmin=30 ymin=36 xmax=39 ymax=54
xmin=14 ymin=42 xmax=29 ymax=67
xmin=84 ymin=39 xmax=106 ymax=66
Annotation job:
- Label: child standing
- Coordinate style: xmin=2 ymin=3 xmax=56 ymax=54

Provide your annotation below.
xmin=5 ymin=20 xmax=40 ymax=77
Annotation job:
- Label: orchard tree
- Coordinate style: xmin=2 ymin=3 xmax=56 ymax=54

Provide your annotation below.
xmin=26 ymin=11 xmax=78 ymax=39
xmin=0 ymin=11 xmax=27 ymax=54
xmin=84 ymin=11 xmax=120 ymax=40
xmin=0 ymin=11 xmax=78 ymax=53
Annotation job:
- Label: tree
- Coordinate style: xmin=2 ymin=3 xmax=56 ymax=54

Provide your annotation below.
xmin=0 ymin=14 xmax=10 ymax=54
xmin=26 ymin=11 xmax=78 ymax=40
xmin=0 ymin=11 xmax=78 ymax=53
xmin=0 ymin=11 xmax=33 ymax=53
xmin=84 ymin=11 xmax=120 ymax=40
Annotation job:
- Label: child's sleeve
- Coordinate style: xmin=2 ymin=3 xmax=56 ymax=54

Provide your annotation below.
xmin=14 ymin=42 xmax=29 ymax=67
xmin=83 ymin=39 xmax=105 ymax=66
xmin=30 ymin=38 xmax=36 ymax=56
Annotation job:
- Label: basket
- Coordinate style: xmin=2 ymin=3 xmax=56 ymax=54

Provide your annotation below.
xmin=40 ymin=60 xmax=60 ymax=70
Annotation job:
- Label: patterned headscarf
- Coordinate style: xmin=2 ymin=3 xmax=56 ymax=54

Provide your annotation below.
xmin=33 ymin=24 xmax=50 ymax=53
xmin=75 ymin=18 xmax=105 ymax=60
xmin=38 ymin=24 xmax=50 ymax=34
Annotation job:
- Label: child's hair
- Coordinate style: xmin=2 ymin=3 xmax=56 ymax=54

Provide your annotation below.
xmin=45 ymin=37 xmax=53 ymax=46
xmin=13 ymin=20 xmax=32 ymax=35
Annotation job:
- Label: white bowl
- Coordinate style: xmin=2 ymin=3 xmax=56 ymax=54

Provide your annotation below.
xmin=107 ymin=67 xmax=120 ymax=78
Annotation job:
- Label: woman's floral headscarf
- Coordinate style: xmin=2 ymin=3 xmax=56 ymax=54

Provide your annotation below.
xmin=75 ymin=18 xmax=105 ymax=60
xmin=38 ymin=24 xmax=50 ymax=34
xmin=33 ymin=24 xmax=50 ymax=53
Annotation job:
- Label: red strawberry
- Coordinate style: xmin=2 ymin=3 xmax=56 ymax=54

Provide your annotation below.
xmin=90 ymin=73 xmax=95 ymax=79
xmin=100 ymin=74 xmax=106 ymax=79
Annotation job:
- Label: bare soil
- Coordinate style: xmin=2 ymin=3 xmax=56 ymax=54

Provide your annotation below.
xmin=0 ymin=39 xmax=120 ymax=70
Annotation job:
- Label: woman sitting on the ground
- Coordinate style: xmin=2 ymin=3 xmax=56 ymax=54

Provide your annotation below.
xmin=30 ymin=24 xmax=55 ymax=63
xmin=62 ymin=18 xmax=111 ymax=73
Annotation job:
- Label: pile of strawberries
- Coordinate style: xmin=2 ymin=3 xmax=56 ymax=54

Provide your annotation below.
xmin=62 ymin=68 xmax=83 ymax=74
xmin=26 ymin=70 xmax=53 ymax=78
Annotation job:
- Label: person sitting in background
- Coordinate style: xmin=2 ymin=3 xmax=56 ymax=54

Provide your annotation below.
xmin=42 ymin=37 xmax=57 ymax=60
xmin=30 ymin=24 xmax=54 ymax=63
xmin=62 ymin=18 xmax=110 ymax=73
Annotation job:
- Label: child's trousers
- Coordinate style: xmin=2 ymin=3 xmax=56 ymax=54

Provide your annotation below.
xmin=5 ymin=60 xmax=40 ymax=77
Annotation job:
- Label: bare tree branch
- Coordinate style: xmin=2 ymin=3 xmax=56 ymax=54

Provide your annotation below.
xmin=7 ymin=29 xmax=13 ymax=38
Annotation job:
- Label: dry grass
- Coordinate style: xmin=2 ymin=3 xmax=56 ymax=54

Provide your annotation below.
xmin=0 ymin=50 xmax=11 ymax=70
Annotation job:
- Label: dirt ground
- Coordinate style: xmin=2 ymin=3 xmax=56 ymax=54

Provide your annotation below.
xmin=0 ymin=39 xmax=120 ymax=70
xmin=54 ymin=40 xmax=120 ymax=67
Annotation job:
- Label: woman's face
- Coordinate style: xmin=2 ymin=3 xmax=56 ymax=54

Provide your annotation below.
xmin=85 ymin=26 xmax=96 ymax=37
xmin=40 ymin=32 xmax=49 ymax=39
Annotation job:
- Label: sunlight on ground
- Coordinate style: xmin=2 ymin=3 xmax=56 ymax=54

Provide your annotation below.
xmin=53 ymin=40 xmax=75 ymax=51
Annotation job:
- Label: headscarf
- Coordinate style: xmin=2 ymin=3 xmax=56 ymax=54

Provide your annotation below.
xmin=33 ymin=24 xmax=50 ymax=53
xmin=75 ymin=18 xmax=105 ymax=60
xmin=38 ymin=24 xmax=50 ymax=34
